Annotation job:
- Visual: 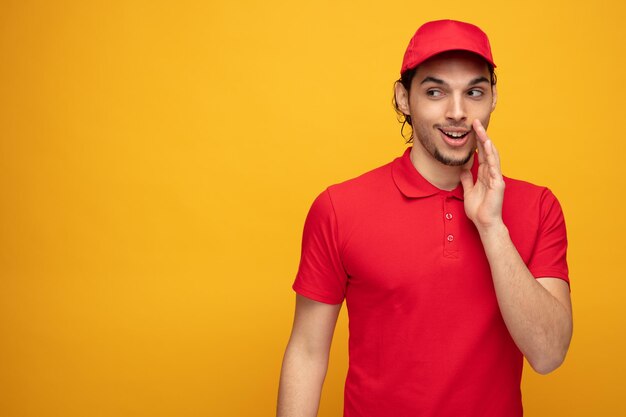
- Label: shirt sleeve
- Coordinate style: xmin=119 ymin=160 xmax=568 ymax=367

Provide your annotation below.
xmin=292 ymin=188 xmax=348 ymax=304
xmin=527 ymin=188 xmax=570 ymax=285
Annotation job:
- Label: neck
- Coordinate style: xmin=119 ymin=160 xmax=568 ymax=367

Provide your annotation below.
xmin=409 ymin=145 xmax=474 ymax=191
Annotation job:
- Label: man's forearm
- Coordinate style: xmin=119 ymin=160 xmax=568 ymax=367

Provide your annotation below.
xmin=277 ymin=343 xmax=328 ymax=417
xmin=478 ymin=222 xmax=573 ymax=374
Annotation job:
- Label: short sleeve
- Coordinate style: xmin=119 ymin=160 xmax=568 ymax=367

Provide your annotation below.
xmin=292 ymin=189 xmax=348 ymax=304
xmin=527 ymin=188 xmax=569 ymax=285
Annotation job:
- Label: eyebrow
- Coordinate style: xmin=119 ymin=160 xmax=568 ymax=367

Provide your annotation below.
xmin=420 ymin=76 xmax=445 ymax=85
xmin=469 ymin=76 xmax=490 ymax=86
xmin=420 ymin=76 xmax=490 ymax=86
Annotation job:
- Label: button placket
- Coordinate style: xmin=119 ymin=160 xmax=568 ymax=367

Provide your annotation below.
xmin=443 ymin=196 xmax=459 ymax=258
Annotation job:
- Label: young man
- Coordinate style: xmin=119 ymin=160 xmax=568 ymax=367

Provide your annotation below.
xmin=277 ymin=20 xmax=572 ymax=417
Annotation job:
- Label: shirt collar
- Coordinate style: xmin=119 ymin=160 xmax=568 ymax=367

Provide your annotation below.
xmin=391 ymin=147 xmax=479 ymax=200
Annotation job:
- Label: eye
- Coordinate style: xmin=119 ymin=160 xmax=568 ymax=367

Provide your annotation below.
xmin=467 ymin=89 xmax=484 ymax=98
xmin=426 ymin=89 xmax=443 ymax=98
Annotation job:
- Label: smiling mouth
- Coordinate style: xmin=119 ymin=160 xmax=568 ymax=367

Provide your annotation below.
xmin=438 ymin=129 xmax=470 ymax=140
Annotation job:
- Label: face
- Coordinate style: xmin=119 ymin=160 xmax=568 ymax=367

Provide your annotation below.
xmin=396 ymin=51 xmax=497 ymax=166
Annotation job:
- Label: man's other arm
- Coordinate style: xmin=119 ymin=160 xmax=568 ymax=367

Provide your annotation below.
xmin=277 ymin=294 xmax=341 ymax=417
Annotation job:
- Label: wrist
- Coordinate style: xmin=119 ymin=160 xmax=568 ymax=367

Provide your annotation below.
xmin=476 ymin=219 xmax=509 ymax=240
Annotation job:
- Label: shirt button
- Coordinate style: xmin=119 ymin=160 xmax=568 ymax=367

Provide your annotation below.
xmin=447 ymin=234 xmax=454 ymax=242
xmin=445 ymin=213 xmax=453 ymax=220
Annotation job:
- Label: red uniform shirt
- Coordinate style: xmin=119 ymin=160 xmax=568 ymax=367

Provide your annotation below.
xmin=293 ymin=147 xmax=569 ymax=417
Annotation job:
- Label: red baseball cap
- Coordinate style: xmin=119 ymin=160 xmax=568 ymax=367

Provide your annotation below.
xmin=400 ymin=20 xmax=496 ymax=75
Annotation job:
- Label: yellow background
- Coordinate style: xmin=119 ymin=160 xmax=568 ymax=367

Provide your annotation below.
xmin=1 ymin=0 xmax=624 ymax=415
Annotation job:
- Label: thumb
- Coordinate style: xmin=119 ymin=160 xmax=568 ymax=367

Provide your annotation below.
xmin=460 ymin=170 xmax=474 ymax=194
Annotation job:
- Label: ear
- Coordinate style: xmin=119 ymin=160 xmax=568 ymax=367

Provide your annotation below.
xmin=490 ymin=84 xmax=498 ymax=112
xmin=394 ymin=81 xmax=411 ymax=115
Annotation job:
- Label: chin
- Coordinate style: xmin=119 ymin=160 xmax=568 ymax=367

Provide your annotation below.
xmin=433 ymin=148 xmax=474 ymax=166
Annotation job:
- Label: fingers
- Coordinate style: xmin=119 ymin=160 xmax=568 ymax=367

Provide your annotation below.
xmin=473 ymin=119 xmax=489 ymax=164
xmin=472 ymin=119 xmax=489 ymax=143
xmin=476 ymin=136 xmax=486 ymax=165
xmin=472 ymin=119 xmax=503 ymax=182
xmin=484 ymin=139 xmax=503 ymax=184
xmin=491 ymin=137 xmax=501 ymax=169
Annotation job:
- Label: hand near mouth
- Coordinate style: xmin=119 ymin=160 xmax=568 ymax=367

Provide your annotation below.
xmin=460 ymin=119 xmax=505 ymax=232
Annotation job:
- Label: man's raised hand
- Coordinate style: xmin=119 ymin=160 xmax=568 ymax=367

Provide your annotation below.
xmin=460 ymin=119 xmax=505 ymax=232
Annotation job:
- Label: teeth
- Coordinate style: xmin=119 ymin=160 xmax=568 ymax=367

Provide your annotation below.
xmin=443 ymin=131 xmax=467 ymax=138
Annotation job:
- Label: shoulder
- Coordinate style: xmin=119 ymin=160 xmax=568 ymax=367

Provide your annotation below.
xmin=322 ymin=158 xmax=397 ymax=206
xmin=502 ymin=175 xmax=568 ymax=271
xmin=503 ymin=175 xmax=561 ymax=207
xmin=304 ymin=157 xmax=400 ymax=228
xmin=329 ymin=159 xmax=395 ymax=193
xmin=502 ymin=175 xmax=565 ymax=231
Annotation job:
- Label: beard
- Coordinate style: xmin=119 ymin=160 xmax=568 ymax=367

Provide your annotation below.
xmin=432 ymin=147 xmax=474 ymax=166
xmin=414 ymin=125 xmax=475 ymax=166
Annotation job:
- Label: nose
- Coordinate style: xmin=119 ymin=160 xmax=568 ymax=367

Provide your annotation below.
xmin=445 ymin=93 xmax=467 ymax=122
